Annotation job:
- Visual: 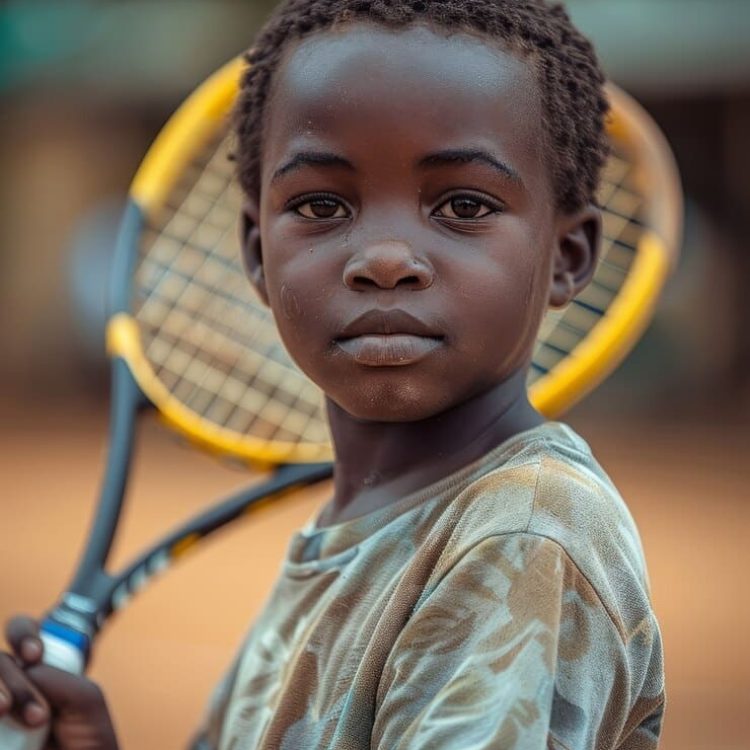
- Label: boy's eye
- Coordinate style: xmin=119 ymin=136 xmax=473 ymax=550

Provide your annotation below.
xmin=294 ymin=198 xmax=348 ymax=220
xmin=434 ymin=196 xmax=498 ymax=220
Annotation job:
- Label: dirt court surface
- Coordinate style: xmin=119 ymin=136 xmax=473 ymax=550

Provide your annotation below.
xmin=1 ymin=400 xmax=748 ymax=749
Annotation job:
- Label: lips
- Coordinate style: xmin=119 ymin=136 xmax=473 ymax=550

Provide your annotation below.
xmin=335 ymin=309 xmax=442 ymax=366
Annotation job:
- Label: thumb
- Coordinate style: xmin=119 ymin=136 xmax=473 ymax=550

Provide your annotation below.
xmin=24 ymin=666 xmax=107 ymax=715
xmin=25 ymin=666 xmax=120 ymax=749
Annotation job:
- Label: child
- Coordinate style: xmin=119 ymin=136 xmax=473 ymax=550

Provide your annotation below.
xmin=0 ymin=1 xmax=664 ymax=748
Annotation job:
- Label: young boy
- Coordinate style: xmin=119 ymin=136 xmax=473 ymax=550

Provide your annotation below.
xmin=1 ymin=1 xmax=664 ymax=748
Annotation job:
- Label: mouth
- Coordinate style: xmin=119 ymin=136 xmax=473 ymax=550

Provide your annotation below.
xmin=335 ymin=309 xmax=443 ymax=367
xmin=336 ymin=334 xmax=441 ymax=366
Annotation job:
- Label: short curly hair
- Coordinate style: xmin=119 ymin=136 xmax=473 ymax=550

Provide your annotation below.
xmin=234 ymin=0 xmax=609 ymax=214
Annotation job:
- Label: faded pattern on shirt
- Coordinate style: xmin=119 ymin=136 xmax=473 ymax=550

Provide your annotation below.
xmin=197 ymin=422 xmax=664 ymax=749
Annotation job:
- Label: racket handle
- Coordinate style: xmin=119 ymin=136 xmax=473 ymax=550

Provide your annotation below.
xmin=0 ymin=712 xmax=47 ymax=750
xmin=0 ymin=621 xmax=87 ymax=750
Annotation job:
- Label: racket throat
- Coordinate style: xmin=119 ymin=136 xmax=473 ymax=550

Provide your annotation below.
xmin=50 ymin=571 xmax=111 ymax=623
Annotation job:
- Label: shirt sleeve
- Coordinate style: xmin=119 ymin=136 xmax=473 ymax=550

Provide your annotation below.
xmin=188 ymin=651 xmax=243 ymax=750
xmin=371 ymin=533 xmax=664 ymax=750
xmin=186 ymin=733 xmax=213 ymax=750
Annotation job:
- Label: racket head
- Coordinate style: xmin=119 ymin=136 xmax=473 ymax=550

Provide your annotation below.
xmin=107 ymin=58 xmax=682 ymax=466
xmin=528 ymin=84 xmax=683 ymax=415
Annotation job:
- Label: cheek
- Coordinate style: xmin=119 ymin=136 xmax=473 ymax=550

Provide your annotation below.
xmin=263 ymin=248 xmax=339 ymax=371
xmin=444 ymin=234 xmax=551 ymax=369
xmin=447 ymin=245 xmax=542 ymax=324
xmin=508 ymin=243 xmax=556 ymax=366
xmin=521 ymin=256 xmax=549 ymax=318
xmin=266 ymin=278 xmax=327 ymax=384
xmin=276 ymin=282 xmax=302 ymax=321
xmin=263 ymin=228 xmax=317 ymax=320
xmin=267 ymin=277 xmax=312 ymax=347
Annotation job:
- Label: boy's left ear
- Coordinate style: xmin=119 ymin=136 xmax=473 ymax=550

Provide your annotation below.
xmin=240 ymin=198 xmax=269 ymax=306
xmin=549 ymin=204 xmax=602 ymax=309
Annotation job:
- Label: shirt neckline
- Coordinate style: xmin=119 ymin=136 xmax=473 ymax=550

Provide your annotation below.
xmin=284 ymin=421 xmax=579 ymax=572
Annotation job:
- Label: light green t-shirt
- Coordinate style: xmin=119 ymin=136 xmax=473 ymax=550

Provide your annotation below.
xmin=197 ymin=422 xmax=664 ymax=749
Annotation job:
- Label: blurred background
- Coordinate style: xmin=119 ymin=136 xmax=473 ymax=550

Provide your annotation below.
xmin=1 ymin=0 xmax=748 ymax=747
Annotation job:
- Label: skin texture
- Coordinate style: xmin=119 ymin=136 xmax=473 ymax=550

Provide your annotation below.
xmin=242 ymin=24 xmax=601 ymax=524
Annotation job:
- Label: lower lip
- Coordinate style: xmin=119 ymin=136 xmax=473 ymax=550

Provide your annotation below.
xmin=336 ymin=334 xmax=442 ymax=366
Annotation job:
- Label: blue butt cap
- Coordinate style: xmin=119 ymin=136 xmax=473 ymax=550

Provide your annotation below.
xmin=41 ymin=618 xmax=90 ymax=654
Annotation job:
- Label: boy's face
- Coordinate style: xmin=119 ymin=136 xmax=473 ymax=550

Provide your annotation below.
xmin=244 ymin=24 xmax=598 ymax=422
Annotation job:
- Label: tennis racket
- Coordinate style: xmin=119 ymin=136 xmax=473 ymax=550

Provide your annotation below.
xmin=0 ymin=57 xmax=681 ymax=749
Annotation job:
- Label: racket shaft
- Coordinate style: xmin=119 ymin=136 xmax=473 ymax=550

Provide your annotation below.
xmin=70 ymin=358 xmax=141 ymax=591
xmin=104 ymin=462 xmax=333 ymax=619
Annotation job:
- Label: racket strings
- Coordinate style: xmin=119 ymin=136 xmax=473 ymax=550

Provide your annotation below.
xmin=529 ymin=145 xmax=643 ymax=381
xmin=133 ymin=135 xmax=329 ymax=450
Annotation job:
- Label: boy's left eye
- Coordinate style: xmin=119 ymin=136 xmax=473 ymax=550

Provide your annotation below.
xmin=433 ymin=196 xmax=498 ymax=220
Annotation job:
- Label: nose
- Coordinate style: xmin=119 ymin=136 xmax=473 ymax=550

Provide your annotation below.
xmin=343 ymin=240 xmax=434 ymax=291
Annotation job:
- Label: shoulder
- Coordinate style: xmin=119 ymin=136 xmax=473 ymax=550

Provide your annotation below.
xmin=402 ymin=424 xmax=664 ymax=745
xmin=433 ymin=422 xmax=654 ymax=639
xmin=525 ymin=425 xmax=655 ymax=646
xmin=386 ymin=425 xmax=664 ymax=750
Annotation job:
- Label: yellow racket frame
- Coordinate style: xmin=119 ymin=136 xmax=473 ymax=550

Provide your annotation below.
xmin=107 ymin=57 xmax=682 ymax=465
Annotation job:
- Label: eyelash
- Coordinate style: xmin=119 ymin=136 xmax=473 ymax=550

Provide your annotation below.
xmin=432 ymin=192 xmax=504 ymax=221
xmin=287 ymin=193 xmax=350 ymax=220
xmin=286 ymin=191 xmax=504 ymax=221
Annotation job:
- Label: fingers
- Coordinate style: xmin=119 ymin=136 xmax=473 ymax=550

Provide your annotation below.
xmin=25 ymin=665 xmax=106 ymax=714
xmin=27 ymin=666 xmax=120 ymax=749
xmin=0 ymin=651 xmax=50 ymax=727
xmin=5 ymin=615 xmax=43 ymax=666
xmin=1 ymin=616 xmax=49 ymax=727
xmin=2 ymin=619 xmax=118 ymax=747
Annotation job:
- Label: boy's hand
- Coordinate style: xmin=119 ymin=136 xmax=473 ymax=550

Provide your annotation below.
xmin=0 ymin=616 xmax=120 ymax=750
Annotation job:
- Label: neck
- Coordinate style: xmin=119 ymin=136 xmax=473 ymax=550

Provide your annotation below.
xmin=319 ymin=369 xmax=544 ymax=527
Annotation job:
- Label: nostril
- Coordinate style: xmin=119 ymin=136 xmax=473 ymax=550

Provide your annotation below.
xmin=353 ymin=275 xmax=379 ymax=288
xmin=353 ymin=274 xmax=423 ymax=288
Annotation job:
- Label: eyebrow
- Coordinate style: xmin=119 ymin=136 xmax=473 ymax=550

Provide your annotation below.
xmin=418 ymin=149 xmax=523 ymax=186
xmin=271 ymin=151 xmax=355 ymax=183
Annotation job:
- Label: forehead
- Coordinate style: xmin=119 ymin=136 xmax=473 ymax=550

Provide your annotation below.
xmin=262 ymin=23 xmax=547 ymax=185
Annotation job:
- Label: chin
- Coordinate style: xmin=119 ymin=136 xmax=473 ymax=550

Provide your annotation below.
xmin=329 ymin=380 xmax=453 ymax=424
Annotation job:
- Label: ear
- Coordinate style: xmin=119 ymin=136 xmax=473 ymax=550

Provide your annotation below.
xmin=240 ymin=198 xmax=269 ymax=306
xmin=549 ymin=204 xmax=602 ymax=309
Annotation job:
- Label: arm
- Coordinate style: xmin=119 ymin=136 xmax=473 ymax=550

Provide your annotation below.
xmin=372 ymin=534 xmax=664 ymax=750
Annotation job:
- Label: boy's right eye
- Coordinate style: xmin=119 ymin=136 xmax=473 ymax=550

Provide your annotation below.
xmin=292 ymin=196 xmax=349 ymax=220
